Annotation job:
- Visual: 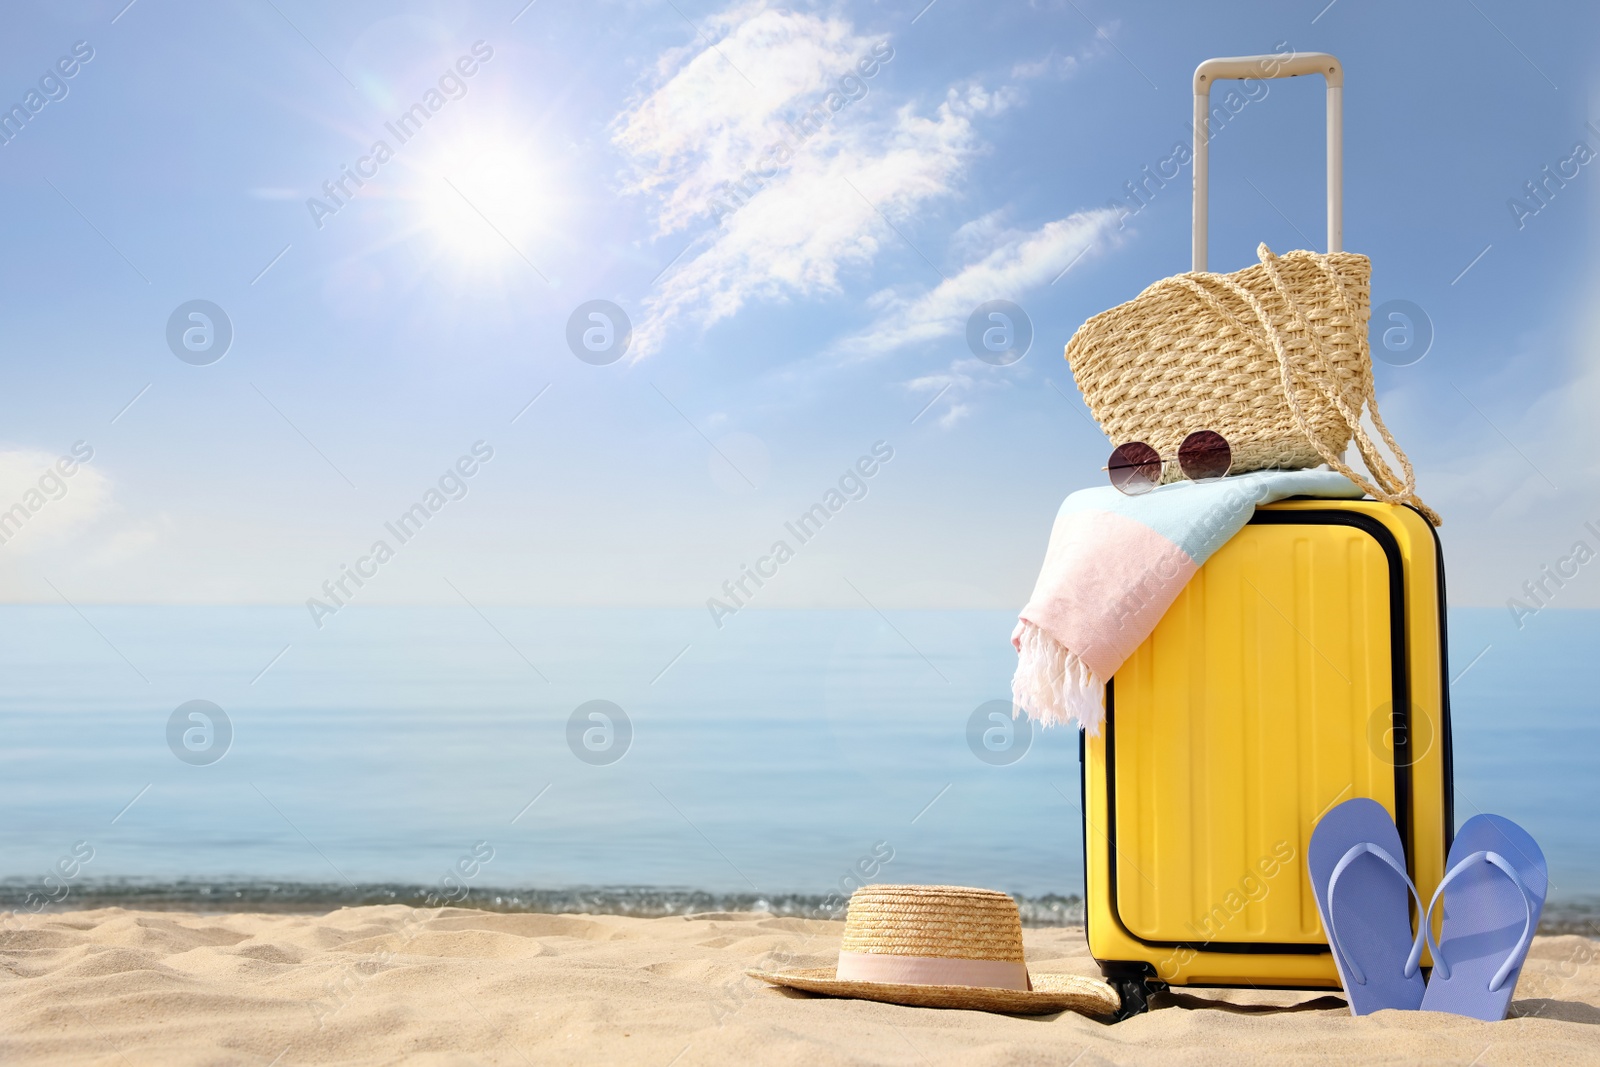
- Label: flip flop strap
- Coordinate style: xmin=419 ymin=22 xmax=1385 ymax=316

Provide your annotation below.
xmin=1326 ymin=841 xmax=1427 ymax=986
xmin=1421 ymin=849 xmax=1535 ymax=992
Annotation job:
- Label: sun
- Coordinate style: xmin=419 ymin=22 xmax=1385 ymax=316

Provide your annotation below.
xmin=409 ymin=127 xmax=561 ymax=278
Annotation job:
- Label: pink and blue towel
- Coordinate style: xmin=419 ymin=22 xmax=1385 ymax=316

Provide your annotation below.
xmin=1011 ymin=469 xmax=1363 ymax=733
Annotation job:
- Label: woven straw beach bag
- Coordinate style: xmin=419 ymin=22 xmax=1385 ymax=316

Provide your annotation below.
xmin=1066 ymin=52 xmax=1437 ymax=524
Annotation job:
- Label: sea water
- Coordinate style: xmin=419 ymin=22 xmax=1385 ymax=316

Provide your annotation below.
xmin=0 ymin=605 xmax=1592 ymax=924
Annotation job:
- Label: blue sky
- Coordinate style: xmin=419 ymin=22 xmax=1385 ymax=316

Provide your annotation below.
xmin=0 ymin=0 xmax=1596 ymax=618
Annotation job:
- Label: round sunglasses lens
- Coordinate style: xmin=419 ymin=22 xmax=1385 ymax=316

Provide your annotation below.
xmin=1108 ymin=442 xmax=1162 ymax=494
xmin=1178 ymin=430 xmax=1231 ymax=482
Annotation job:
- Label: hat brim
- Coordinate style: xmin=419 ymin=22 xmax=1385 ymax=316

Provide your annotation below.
xmin=747 ymin=967 xmax=1120 ymax=1018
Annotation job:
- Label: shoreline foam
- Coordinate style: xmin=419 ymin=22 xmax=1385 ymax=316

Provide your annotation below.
xmin=6 ymin=880 xmax=1597 ymax=934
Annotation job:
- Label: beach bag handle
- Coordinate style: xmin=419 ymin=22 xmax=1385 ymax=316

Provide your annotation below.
xmin=1193 ymin=52 xmax=1344 ymax=270
xmin=1178 ymin=246 xmax=1441 ymax=525
xmin=1187 ymin=52 xmax=1439 ymax=524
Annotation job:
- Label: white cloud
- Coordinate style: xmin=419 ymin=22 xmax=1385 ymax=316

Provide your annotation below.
xmin=834 ymin=208 xmax=1122 ymax=427
xmin=614 ymin=1 xmax=870 ymax=237
xmin=937 ymin=402 xmax=971 ymax=429
xmin=836 ymin=207 xmax=1123 ymax=358
xmin=947 ymin=210 xmax=1010 ymax=262
xmin=80 ymin=517 xmax=168 ymax=570
xmin=0 ymin=447 xmax=111 ymax=554
xmin=905 ymin=355 xmax=1023 ymax=431
xmin=1010 ymin=24 xmax=1115 ymax=81
xmin=612 ymin=2 xmax=1033 ymax=361
xmin=0 ymin=446 xmax=163 ymax=580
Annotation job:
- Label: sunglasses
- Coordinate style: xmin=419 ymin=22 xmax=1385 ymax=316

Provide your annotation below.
xmin=1105 ymin=430 xmax=1232 ymax=495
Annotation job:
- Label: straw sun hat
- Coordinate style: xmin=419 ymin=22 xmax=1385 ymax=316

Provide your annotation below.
xmin=748 ymin=885 xmax=1119 ymax=1017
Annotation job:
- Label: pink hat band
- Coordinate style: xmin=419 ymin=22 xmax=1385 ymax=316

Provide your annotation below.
xmin=834 ymin=950 xmax=1032 ymax=991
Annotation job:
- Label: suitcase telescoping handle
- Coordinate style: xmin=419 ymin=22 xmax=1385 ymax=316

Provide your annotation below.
xmin=1192 ymin=52 xmax=1344 ymax=271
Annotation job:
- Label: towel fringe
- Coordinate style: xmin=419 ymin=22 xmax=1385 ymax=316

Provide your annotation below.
xmin=1011 ymin=620 xmax=1105 ymax=735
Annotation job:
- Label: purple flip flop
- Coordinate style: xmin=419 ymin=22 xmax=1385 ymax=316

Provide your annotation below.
xmin=1308 ymin=797 xmax=1428 ymax=1015
xmin=1418 ymin=814 xmax=1548 ymax=1021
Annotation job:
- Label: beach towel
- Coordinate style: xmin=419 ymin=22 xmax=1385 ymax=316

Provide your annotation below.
xmin=1011 ymin=469 xmax=1364 ymax=734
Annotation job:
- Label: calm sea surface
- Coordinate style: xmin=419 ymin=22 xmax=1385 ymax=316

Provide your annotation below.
xmin=0 ymin=605 xmax=1593 ymax=921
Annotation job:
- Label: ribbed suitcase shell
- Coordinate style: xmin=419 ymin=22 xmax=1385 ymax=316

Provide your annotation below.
xmin=1081 ymin=499 xmax=1452 ymax=999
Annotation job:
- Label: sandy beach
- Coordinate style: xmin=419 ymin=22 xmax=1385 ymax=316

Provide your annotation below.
xmin=0 ymin=905 xmax=1594 ymax=1065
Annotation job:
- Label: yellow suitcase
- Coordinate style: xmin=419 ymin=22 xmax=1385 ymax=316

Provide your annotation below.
xmin=1081 ymin=499 xmax=1453 ymax=1017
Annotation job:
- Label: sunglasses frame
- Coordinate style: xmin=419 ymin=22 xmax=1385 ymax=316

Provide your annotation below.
xmin=1105 ymin=430 xmax=1233 ymax=495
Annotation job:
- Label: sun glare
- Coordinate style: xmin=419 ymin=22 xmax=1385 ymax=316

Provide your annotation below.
xmin=411 ymin=130 xmax=559 ymax=277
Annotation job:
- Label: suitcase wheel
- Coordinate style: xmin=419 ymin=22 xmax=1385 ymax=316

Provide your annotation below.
xmin=1110 ymin=975 xmax=1158 ymax=1021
